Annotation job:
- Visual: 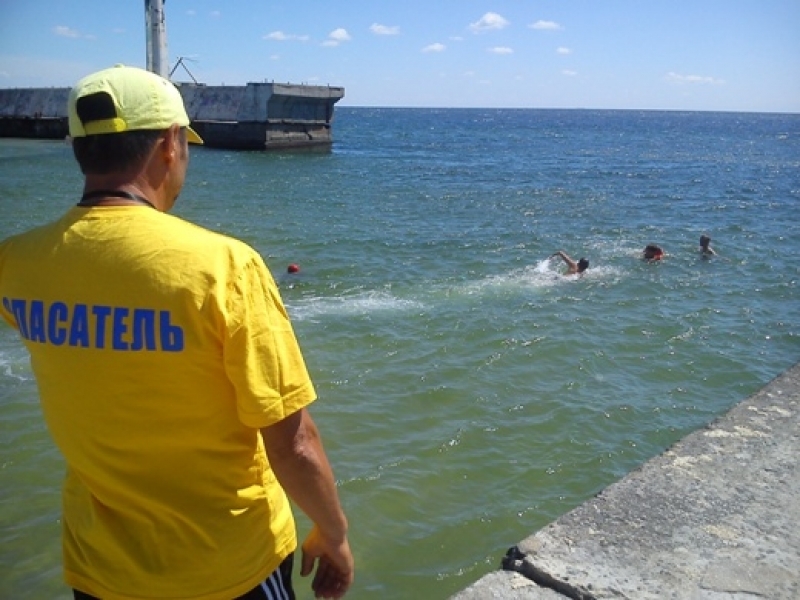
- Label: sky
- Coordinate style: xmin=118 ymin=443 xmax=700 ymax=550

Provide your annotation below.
xmin=1 ymin=1 xmax=798 ymax=113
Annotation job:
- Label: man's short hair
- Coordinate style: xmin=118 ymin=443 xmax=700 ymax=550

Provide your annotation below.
xmin=71 ymin=130 xmax=163 ymax=175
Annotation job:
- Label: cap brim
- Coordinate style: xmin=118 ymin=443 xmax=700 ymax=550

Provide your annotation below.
xmin=186 ymin=126 xmax=203 ymax=145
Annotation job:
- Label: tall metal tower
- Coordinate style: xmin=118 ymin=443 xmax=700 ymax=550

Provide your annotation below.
xmin=145 ymin=0 xmax=169 ymax=78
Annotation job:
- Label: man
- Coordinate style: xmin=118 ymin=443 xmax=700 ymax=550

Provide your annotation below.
xmin=642 ymin=244 xmax=665 ymax=261
xmin=0 ymin=65 xmax=353 ymax=600
xmin=550 ymin=250 xmax=589 ymax=275
xmin=699 ymin=234 xmax=716 ymax=256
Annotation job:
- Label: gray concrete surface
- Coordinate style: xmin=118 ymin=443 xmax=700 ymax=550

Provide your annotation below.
xmin=452 ymin=362 xmax=800 ymax=599
xmin=0 ymin=83 xmax=344 ymax=150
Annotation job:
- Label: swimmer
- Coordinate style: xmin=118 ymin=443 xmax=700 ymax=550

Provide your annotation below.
xmin=550 ymin=251 xmax=589 ymax=275
xmin=642 ymin=244 xmax=665 ymax=261
xmin=699 ymin=235 xmax=716 ymax=256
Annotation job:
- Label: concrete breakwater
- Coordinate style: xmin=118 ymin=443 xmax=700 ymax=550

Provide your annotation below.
xmin=0 ymin=82 xmax=344 ymax=150
xmin=452 ymin=362 xmax=800 ymax=599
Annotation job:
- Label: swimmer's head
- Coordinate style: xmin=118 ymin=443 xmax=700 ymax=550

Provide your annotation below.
xmin=700 ymin=234 xmax=711 ymax=247
xmin=643 ymin=245 xmax=664 ymax=260
xmin=577 ymin=258 xmax=589 ymax=272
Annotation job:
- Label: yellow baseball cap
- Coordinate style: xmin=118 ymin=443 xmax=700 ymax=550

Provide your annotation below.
xmin=68 ymin=64 xmax=203 ymax=144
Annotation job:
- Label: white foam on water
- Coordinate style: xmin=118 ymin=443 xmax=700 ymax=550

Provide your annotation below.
xmin=0 ymin=348 xmax=33 ymax=382
xmin=288 ymin=290 xmax=425 ymax=321
xmin=457 ymin=259 xmax=625 ymax=297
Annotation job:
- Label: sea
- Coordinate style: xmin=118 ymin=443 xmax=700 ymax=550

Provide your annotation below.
xmin=1 ymin=108 xmax=798 ymax=599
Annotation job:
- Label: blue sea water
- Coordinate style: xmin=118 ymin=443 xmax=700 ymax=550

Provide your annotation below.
xmin=0 ymin=108 xmax=798 ymax=599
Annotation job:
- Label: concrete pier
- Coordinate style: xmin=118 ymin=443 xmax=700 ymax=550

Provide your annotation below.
xmin=0 ymin=81 xmax=344 ymax=150
xmin=180 ymin=82 xmax=344 ymax=150
xmin=452 ymin=362 xmax=800 ymax=599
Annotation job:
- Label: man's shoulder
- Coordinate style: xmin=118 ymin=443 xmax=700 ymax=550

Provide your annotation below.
xmin=159 ymin=213 xmax=257 ymax=255
xmin=0 ymin=217 xmax=63 ymax=252
xmin=158 ymin=215 xmax=271 ymax=280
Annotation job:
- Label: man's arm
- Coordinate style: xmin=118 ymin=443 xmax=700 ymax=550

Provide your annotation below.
xmin=550 ymin=250 xmax=577 ymax=270
xmin=262 ymin=408 xmax=354 ymax=599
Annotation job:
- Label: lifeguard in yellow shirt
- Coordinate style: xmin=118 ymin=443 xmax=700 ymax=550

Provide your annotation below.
xmin=0 ymin=65 xmax=353 ymax=600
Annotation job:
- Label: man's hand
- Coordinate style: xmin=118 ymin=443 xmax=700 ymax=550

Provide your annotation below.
xmin=301 ymin=525 xmax=354 ymax=599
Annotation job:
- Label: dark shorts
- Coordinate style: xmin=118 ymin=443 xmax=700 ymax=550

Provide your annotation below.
xmin=73 ymin=553 xmax=295 ymax=600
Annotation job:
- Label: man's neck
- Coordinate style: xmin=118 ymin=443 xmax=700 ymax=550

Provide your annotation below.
xmin=82 ymin=176 xmax=162 ymax=210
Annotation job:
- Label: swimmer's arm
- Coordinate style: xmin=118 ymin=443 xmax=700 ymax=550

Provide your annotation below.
xmin=550 ymin=251 xmax=576 ymax=268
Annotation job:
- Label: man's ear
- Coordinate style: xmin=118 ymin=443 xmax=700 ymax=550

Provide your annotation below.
xmin=160 ymin=124 xmax=183 ymax=162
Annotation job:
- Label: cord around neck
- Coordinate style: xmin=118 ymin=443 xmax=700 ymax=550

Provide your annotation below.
xmin=77 ymin=190 xmax=156 ymax=209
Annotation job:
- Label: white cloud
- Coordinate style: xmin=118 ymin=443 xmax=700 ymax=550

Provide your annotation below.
xmin=422 ymin=43 xmax=446 ymax=53
xmin=52 ymin=25 xmax=95 ymax=40
xmin=557 ymin=47 xmax=571 ymax=55
xmin=470 ymin=12 xmax=509 ymax=33
xmin=450 ymin=36 xmax=464 ymax=42
xmin=666 ymin=72 xmax=725 ymax=85
xmin=329 ymin=28 xmax=351 ymax=42
xmin=370 ymin=23 xmax=399 ymax=36
xmin=530 ymin=20 xmax=562 ymax=31
xmin=186 ymin=10 xmax=196 ymax=17
xmin=209 ymin=11 xmax=221 ymax=18
xmin=264 ymin=31 xmax=309 ymax=42
xmin=53 ymin=26 xmax=80 ymax=38
xmin=323 ymin=28 xmax=351 ymax=46
xmin=488 ymin=47 xmax=513 ymax=55
xmin=562 ymin=70 xmax=578 ymax=77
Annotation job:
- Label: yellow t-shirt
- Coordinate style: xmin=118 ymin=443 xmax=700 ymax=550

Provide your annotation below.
xmin=0 ymin=206 xmax=316 ymax=599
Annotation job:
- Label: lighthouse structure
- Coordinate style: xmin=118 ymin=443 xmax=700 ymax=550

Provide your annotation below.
xmin=145 ymin=0 xmax=169 ymax=78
